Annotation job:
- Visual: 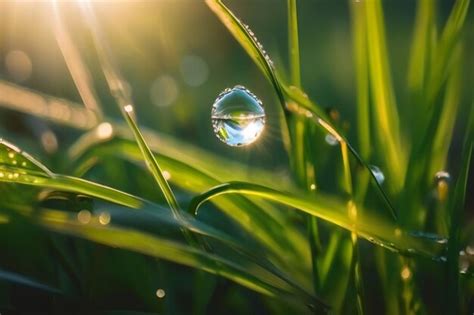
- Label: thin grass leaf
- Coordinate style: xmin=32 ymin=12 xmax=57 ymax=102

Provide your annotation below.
xmin=0 ymin=80 xmax=99 ymax=130
xmin=350 ymin=0 xmax=371 ymax=161
xmin=78 ymin=4 xmax=184 ymax=222
xmin=190 ymin=181 xmax=447 ymax=259
xmin=365 ymin=0 xmax=406 ymax=192
xmin=446 ymin=105 xmax=474 ymax=314
xmin=426 ymin=0 xmax=470 ymax=106
xmin=0 ymin=140 xmax=319 ymax=303
xmin=52 ymin=1 xmax=102 ymax=117
xmin=0 ymin=269 xmax=61 ymax=294
xmin=407 ymin=0 xmax=436 ymax=94
xmin=37 ymin=211 xmax=327 ymax=310
xmin=67 ymin=136 xmax=312 ymax=284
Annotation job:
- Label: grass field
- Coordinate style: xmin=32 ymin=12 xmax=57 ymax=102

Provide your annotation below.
xmin=0 ymin=0 xmax=473 ymax=314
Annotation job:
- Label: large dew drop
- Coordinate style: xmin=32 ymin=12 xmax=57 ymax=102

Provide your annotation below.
xmin=211 ymin=85 xmax=265 ymax=146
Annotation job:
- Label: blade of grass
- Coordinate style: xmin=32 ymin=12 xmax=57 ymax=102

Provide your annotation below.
xmin=446 ymin=104 xmax=474 ymax=314
xmin=0 ymin=268 xmax=61 ymax=294
xmin=68 ymin=137 xmax=312 ymax=286
xmin=190 ymin=181 xmax=447 ymax=259
xmin=37 ymin=210 xmax=327 ymax=310
xmin=206 ymin=0 xmax=397 ymax=221
xmin=79 ymin=3 xmax=184 ymax=223
xmin=407 ymin=0 xmax=435 ymax=95
xmin=365 ymin=0 xmax=406 ymax=193
xmin=0 ymin=140 xmax=319 ymax=302
xmin=52 ymin=1 xmax=102 ymax=117
xmin=0 ymin=80 xmax=99 ymax=129
xmin=350 ymin=0 xmax=371 ymax=161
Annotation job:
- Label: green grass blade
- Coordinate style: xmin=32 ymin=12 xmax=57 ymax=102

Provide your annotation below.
xmin=52 ymin=1 xmax=102 ymax=117
xmin=446 ymin=104 xmax=474 ymax=314
xmin=37 ymin=210 xmax=327 ymax=310
xmin=80 ymin=4 xmax=183 ymax=220
xmin=0 ymin=268 xmax=61 ymax=294
xmin=68 ymin=137 xmax=312 ymax=284
xmin=350 ymin=0 xmax=371 ymax=161
xmin=426 ymin=0 xmax=470 ymax=106
xmin=190 ymin=181 xmax=447 ymax=259
xmin=407 ymin=0 xmax=435 ymax=94
xmin=287 ymin=0 xmax=301 ymax=88
xmin=365 ymin=0 xmax=406 ymax=192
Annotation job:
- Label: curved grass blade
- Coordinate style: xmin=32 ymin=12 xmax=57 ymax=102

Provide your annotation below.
xmin=205 ymin=0 xmax=397 ymax=220
xmin=0 ymin=140 xmax=319 ymax=304
xmin=37 ymin=210 xmax=328 ymax=310
xmin=67 ymin=136 xmax=312 ymax=284
xmin=190 ymin=181 xmax=447 ymax=260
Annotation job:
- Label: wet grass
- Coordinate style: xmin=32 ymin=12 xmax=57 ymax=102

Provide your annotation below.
xmin=0 ymin=0 xmax=473 ymax=314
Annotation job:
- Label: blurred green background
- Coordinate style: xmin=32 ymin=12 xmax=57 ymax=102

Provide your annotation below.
xmin=0 ymin=1 xmax=473 ymax=314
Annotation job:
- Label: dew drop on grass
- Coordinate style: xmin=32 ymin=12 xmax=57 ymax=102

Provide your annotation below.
xmin=325 ymin=134 xmax=338 ymax=146
xmin=211 ymin=85 xmax=265 ymax=146
xmin=369 ymin=165 xmax=385 ymax=184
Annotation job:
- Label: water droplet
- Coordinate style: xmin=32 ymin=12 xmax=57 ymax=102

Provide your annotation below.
xmin=211 ymin=86 xmax=265 ymax=146
xmin=77 ymin=210 xmax=91 ymax=224
xmin=163 ymin=170 xmax=171 ymax=180
xmin=369 ymin=165 xmax=385 ymax=184
xmin=98 ymin=211 xmax=111 ymax=225
xmin=435 ymin=170 xmax=451 ymax=182
xmin=96 ymin=122 xmax=114 ymax=140
xmin=156 ymin=288 xmax=166 ymax=298
xmin=325 ymin=134 xmax=338 ymax=146
xmin=400 ymin=265 xmax=411 ymax=280
xmin=124 ymin=104 xmax=134 ymax=113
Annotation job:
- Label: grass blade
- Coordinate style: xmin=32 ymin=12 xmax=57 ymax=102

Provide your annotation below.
xmin=37 ymin=210 xmax=327 ymax=310
xmin=190 ymin=181 xmax=447 ymax=259
xmin=0 ymin=269 xmax=61 ymax=294
xmin=365 ymin=0 xmax=406 ymax=192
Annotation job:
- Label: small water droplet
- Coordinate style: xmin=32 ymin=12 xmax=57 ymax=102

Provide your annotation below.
xmin=96 ymin=122 xmax=114 ymax=139
xmin=325 ymin=134 xmax=338 ymax=146
xmin=98 ymin=211 xmax=111 ymax=225
xmin=435 ymin=170 xmax=451 ymax=182
xmin=400 ymin=265 xmax=411 ymax=280
xmin=156 ymin=288 xmax=166 ymax=298
xmin=77 ymin=210 xmax=91 ymax=224
xmin=211 ymin=86 xmax=265 ymax=146
xmin=163 ymin=170 xmax=171 ymax=180
xmin=369 ymin=165 xmax=385 ymax=184
xmin=124 ymin=104 xmax=134 ymax=113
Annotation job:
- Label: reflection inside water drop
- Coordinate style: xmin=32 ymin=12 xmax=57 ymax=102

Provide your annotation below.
xmin=211 ymin=85 xmax=265 ymax=146
xmin=369 ymin=165 xmax=385 ymax=184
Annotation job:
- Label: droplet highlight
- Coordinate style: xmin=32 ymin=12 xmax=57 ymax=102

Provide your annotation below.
xmin=325 ymin=134 xmax=338 ymax=146
xmin=211 ymin=85 xmax=265 ymax=146
xmin=369 ymin=165 xmax=385 ymax=185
